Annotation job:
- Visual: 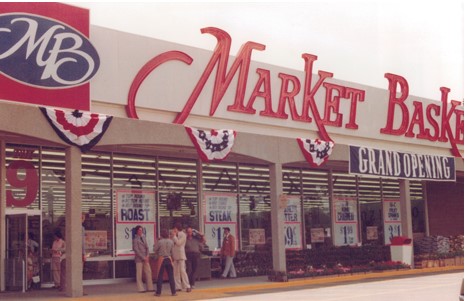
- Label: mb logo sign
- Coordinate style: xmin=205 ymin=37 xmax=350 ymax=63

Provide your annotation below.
xmin=0 ymin=2 xmax=100 ymax=110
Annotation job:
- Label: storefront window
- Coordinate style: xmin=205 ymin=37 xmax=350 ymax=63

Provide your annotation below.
xmin=40 ymin=148 xmax=66 ymax=256
xmin=158 ymin=157 xmax=199 ymax=233
xmin=302 ymin=169 xmax=330 ymax=248
xmin=238 ymin=164 xmax=271 ymax=251
xmin=359 ymin=177 xmax=382 ymax=244
xmin=82 ymin=153 xmax=112 ymax=258
xmin=410 ymin=181 xmax=426 ymax=234
xmin=203 ymin=162 xmax=237 ymax=192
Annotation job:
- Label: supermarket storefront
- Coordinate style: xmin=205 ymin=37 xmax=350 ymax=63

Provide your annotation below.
xmin=0 ymin=2 xmax=463 ymax=297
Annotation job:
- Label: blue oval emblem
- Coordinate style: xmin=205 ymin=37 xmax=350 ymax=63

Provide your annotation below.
xmin=0 ymin=13 xmax=100 ymax=88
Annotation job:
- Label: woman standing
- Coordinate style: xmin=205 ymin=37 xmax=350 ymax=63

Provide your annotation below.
xmin=51 ymin=230 xmax=65 ymax=289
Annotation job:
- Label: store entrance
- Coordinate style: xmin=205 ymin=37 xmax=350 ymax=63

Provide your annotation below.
xmin=5 ymin=210 xmax=41 ymax=292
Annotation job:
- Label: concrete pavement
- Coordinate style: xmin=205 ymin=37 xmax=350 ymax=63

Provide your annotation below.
xmin=0 ymin=266 xmax=462 ymax=300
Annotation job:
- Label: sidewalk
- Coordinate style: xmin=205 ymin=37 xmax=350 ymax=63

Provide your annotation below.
xmin=0 ymin=266 xmax=462 ymax=301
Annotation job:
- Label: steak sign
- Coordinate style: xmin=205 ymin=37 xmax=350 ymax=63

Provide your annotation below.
xmin=0 ymin=3 xmax=99 ymax=110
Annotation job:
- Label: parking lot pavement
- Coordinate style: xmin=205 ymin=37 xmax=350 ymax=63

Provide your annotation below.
xmin=0 ymin=266 xmax=462 ymax=300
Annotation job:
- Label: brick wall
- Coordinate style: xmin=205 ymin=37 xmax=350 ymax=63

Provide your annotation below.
xmin=426 ymin=176 xmax=464 ymax=236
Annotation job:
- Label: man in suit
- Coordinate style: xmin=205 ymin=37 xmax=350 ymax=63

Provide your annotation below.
xmin=220 ymin=227 xmax=236 ymax=278
xmin=171 ymin=223 xmax=191 ymax=292
xmin=132 ymin=225 xmax=154 ymax=293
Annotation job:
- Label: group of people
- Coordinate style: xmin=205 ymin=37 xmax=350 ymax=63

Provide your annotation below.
xmin=133 ymin=223 xmax=237 ymax=297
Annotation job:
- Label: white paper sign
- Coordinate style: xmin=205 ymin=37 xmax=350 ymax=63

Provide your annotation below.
xmin=116 ymin=223 xmax=156 ymax=256
xmin=284 ymin=196 xmax=302 ymax=250
xmin=333 ymin=197 xmax=359 ymax=246
xmin=115 ymin=189 xmax=156 ymax=256
xmin=383 ymin=199 xmax=402 ymax=245
xmin=203 ymin=193 xmax=238 ymax=254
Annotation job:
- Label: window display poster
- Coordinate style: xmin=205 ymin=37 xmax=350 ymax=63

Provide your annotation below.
xmin=249 ymin=228 xmax=266 ymax=245
xmin=204 ymin=223 xmax=238 ymax=255
xmin=284 ymin=196 xmax=302 ymax=250
xmin=116 ymin=189 xmax=155 ymax=223
xmin=383 ymin=199 xmax=402 ymax=245
xmin=384 ymin=223 xmax=402 ymax=245
xmin=116 ymin=223 xmax=156 ymax=256
xmin=334 ymin=224 xmax=358 ymax=246
xmin=310 ymin=228 xmax=325 ymax=243
xmin=333 ymin=197 xmax=358 ymax=223
xmin=203 ymin=193 xmax=238 ymax=254
xmin=366 ymin=226 xmax=378 ymax=240
xmin=85 ymin=230 xmax=107 ymax=250
xmin=383 ymin=199 xmax=401 ymax=222
xmin=333 ymin=197 xmax=359 ymax=246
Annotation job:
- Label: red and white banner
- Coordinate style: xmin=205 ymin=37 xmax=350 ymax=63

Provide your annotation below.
xmin=40 ymin=107 xmax=112 ymax=152
xmin=185 ymin=127 xmax=236 ymax=162
xmin=297 ymin=138 xmax=334 ymax=167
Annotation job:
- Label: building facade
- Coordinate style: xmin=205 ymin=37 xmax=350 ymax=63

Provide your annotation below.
xmin=0 ymin=3 xmax=463 ymax=297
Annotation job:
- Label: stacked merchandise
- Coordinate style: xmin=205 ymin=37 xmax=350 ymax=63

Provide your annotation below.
xmin=415 ymin=236 xmax=450 ymax=254
xmin=449 ymin=235 xmax=464 ymax=253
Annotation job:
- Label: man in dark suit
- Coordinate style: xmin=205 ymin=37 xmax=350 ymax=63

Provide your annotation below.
xmin=132 ymin=225 xmax=154 ymax=292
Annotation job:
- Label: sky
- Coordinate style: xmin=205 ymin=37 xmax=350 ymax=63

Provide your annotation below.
xmin=69 ymin=1 xmax=464 ymax=101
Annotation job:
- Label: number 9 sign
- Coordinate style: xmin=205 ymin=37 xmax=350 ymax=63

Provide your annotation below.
xmin=6 ymin=160 xmax=38 ymax=207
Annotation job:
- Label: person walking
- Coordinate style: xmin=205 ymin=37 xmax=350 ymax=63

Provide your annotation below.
xmin=185 ymin=227 xmax=206 ymax=289
xmin=132 ymin=225 xmax=154 ymax=293
xmin=171 ymin=223 xmax=191 ymax=292
xmin=51 ymin=230 xmax=65 ymax=289
xmin=153 ymin=229 xmax=176 ymax=297
xmin=220 ymin=227 xmax=236 ymax=279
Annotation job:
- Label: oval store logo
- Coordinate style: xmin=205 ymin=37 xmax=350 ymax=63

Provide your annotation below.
xmin=0 ymin=13 xmax=100 ymax=88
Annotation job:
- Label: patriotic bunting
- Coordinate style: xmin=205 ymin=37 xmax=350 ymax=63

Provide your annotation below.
xmin=297 ymin=138 xmax=334 ymax=167
xmin=185 ymin=127 xmax=236 ymax=162
xmin=40 ymin=107 xmax=113 ymax=152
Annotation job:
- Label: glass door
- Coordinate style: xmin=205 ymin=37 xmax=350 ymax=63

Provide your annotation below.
xmin=5 ymin=213 xmax=27 ymax=292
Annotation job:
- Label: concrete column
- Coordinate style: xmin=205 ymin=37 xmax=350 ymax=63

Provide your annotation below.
xmin=269 ymin=163 xmax=286 ymax=273
xmin=0 ymin=140 xmax=6 ymax=292
xmin=65 ymin=147 xmax=82 ymax=297
xmin=399 ymin=179 xmax=413 ymax=239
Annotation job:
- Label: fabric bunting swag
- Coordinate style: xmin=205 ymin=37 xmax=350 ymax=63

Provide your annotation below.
xmin=185 ymin=127 xmax=236 ymax=162
xmin=297 ymin=138 xmax=335 ymax=167
xmin=40 ymin=107 xmax=113 ymax=152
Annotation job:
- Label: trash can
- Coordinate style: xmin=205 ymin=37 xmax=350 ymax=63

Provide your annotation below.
xmin=390 ymin=236 xmax=413 ymax=266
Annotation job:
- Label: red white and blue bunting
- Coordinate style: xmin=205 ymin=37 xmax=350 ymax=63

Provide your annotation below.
xmin=40 ymin=107 xmax=113 ymax=152
xmin=185 ymin=127 xmax=236 ymax=162
xmin=297 ymin=138 xmax=335 ymax=167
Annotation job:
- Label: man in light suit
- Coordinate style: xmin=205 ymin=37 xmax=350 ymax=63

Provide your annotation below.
xmin=171 ymin=223 xmax=191 ymax=292
xmin=132 ymin=225 xmax=154 ymax=293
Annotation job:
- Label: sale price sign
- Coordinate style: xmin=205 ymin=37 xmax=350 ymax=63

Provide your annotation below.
xmin=203 ymin=193 xmax=238 ymax=254
xmin=333 ymin=197 xmax=359 ymax=246
xmin=284 ymin=196 xmax=302 ymax=250
xmin=383 ymin=199 xmax=402 ymax=245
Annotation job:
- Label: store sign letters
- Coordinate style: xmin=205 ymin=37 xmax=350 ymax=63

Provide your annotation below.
xmin=127 ymin=27 xmax=463 ymax=157
xmin=349 ymin=145 xmax=456 ymax=181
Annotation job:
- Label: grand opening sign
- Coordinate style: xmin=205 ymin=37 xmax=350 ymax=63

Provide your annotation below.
xmin=349 ymin=145 xmax=456 ymax=181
